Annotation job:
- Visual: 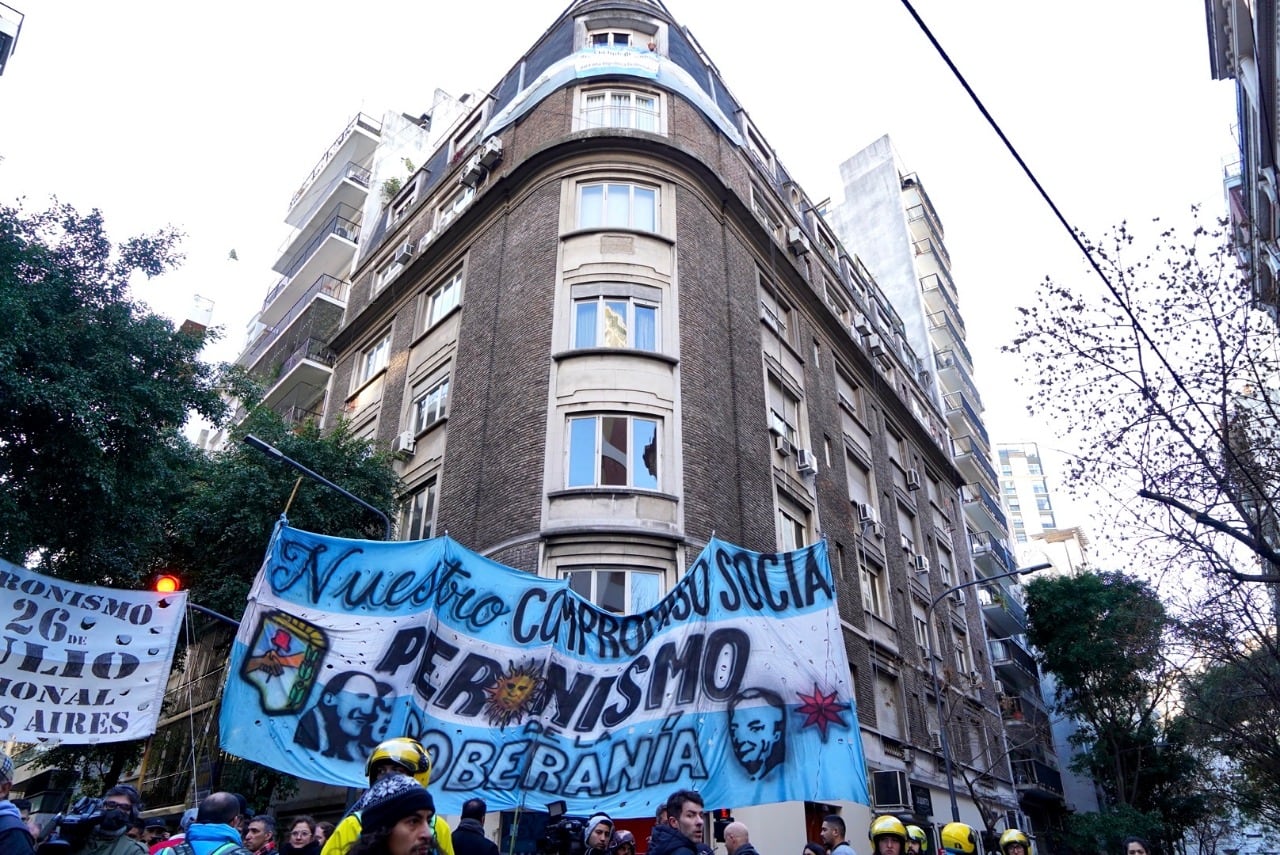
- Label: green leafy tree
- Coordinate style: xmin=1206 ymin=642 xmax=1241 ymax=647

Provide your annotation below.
xmin=0 ymin=201 xmax=225 ymax=583
xmin=1026 ymin=571 xmax=1208 ymax=849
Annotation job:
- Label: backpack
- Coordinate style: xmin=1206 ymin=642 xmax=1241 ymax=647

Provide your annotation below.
xmin=162 ymin=841 xmax=254 ymax=855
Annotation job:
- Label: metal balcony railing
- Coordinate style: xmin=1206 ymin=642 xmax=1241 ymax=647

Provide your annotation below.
xmin=963 ymin=481 xmax=1008 ymax=530
xmin=979 ymin=579 xmax=1027 ymax=626
xmin=944 ymin=390 xmax=991 ymax=449
xmin=989 ymin=637 xmax=1037 ymax=676
xmin=928 ymin=309 xmax=973 ymax=367
xmin=952 ymin=434 xmax=999 ymax=487
xmin=241 ymin=274 xmax=348 ymax=369
xmin=969 ymin=530 xmax=1014 ymax=572
xmin=1010 ymin=758 xmax=1063 ymax=796
xmin=920 ymin=272 xmax=965 ymax=332
xmin=912 ymin=235 xmax=952 ymax=271
xmin=289 ymin=112 xmax=382 ymax=211
xmin=274 ymin=338 xmax=336 ymax=383
xmin=934 ymin=350 xmax=984 ymax=411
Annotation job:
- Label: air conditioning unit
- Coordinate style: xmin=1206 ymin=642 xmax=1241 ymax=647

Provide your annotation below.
xmin=929 ymin=730 xmax=944 ymax=751
xmin=914 ymin=554 xmax=930 ymax=572
xmin=951 ymin=589 xmax=967 ymax=606
xmin=459 ymin=155 xmax=485 ymax=188
xmin=391 ymin=431 xmax=415 ymax=458
xmin=796 ymin=449 xmax=818 ymax=475
xmin=853 ymin=310 xmax=873 ymax=335
xmin=855 ymin=502 xmax=873 ymax=523
xmin=870 ymin=521 xmax=886 ymax=539
xmin=478 ymin=137 xmax=504 ymax=169
xmin=870 ymin=769 xmax=910 ymax=810
xmin=775 ymin=436 xmax=794 ymax=457
xmin=786 ymin=226 xmax=811 ymax=256
xmin=900 ymin=533 xmax=913 ymax=553
xmin=867 ymin=333 xmax=885 ymax=356
xmin=394 ymin=241 xmax=416 ymax=265
xmin=906 ymin=468 xmax=922 ymax=490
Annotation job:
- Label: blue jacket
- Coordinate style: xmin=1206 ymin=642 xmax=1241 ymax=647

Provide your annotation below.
xmin=182 ymin=824 xmax=246 ymax=855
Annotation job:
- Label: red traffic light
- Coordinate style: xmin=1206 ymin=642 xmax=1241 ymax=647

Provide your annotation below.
xmin=151 ymin=573 xmax=182 ymax=594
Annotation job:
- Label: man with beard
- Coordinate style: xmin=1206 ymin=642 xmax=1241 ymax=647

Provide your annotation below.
xmin=647 ymin=791 xmax=703 ymax=855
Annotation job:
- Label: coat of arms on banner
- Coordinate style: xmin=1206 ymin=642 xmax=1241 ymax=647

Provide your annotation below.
xmin=241 ymin=610 xmax=328 ymax=713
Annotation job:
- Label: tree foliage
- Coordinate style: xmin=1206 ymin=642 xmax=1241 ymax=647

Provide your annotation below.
xmin=0 ymin=201 xmax=225 ymax=583
xmin=1006 ymin=212 xmax=1280 ymax=583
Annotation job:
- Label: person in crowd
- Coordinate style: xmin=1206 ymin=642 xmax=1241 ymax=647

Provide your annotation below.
xmin=1122 ymin=838 xmax=1150 ymax=855
xmin=143 ymin=824 xmax=169 ymax=849
xmin=127 ymin=820 xmax=146 ymax=843
xmin=13 ymin=798 xmax=39 ymax=842
xmin=0 ymin=751 xmax=35 ymax=855
xmin=819 ymin=816 xmax=853 ymax=855
xmin=320 ymin=739 xmax=451 ymax=855
xmin=801 ymin=842 xmax=824 ymax=855
xmin=67 ymin=785 xmax=147 ymax=855
xmin=723 ymin=823 xmax=757 ymax=855
xmin=939 ymin=824 xmax=977 ymax=855
xmin=905 ymin=827 xmax=928 ymax=855
xmin=647 ymin=790 xmax=703 ymax=855
xmin=243 ymin=818 xmax=275 ymax=855
xmin=998 ymin=830 xmax=1029 ymax=855
xmin=313 ymin=829 xmax=334 ymax=852
xmin=868 ymin=817 xmax=906 ymax=855
xmin=279 ymin=820 xmax=317 ymax=855
xmin=166 ymin=792 xmax=253 ymax=855
xmin=345 ymin=777 xmax=436 ymax=855
xmin=448 ymin=801 xmax=494 ymax=855
xmin=150 ymin=810 xmax=198 ymax=855
xmin=610 ymin=831 xmax=635 ymax=855
xmin=584 ymin=817 xmax=612 ymax=854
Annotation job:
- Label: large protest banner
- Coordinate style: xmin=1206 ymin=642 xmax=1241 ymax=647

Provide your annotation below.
xmin=0 ymin=557 xmax=188 ymax=743
xmin=221 ymin=523 xmax=868 ymax=814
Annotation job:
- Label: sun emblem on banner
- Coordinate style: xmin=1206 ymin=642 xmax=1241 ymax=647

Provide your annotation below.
xmin=484 ymin=660 xmax=543 ymax=727
xmin=794 ymin=684 xmax=850 ymax=739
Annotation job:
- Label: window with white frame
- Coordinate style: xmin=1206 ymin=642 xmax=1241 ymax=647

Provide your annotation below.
xmin=824 ymin=277 xmax=851 ymax=325
xmin=572 ymin=290 xmax=658 ymax=351
xmin=567 ymin=414 xmax=659 ymax=489
xmin=758 ymin=277 xmax=791 ymax=342
xmin=860 ymin=560 xmax=888 ymax=619
xmin=955 ymin=631 xmax=973 ymax=676
xmin=766 ymin=371 xmax=801 ymax=445
xmin=374 ymin=257 xmax=404 ymax=294
xmin=846 ymin=453 xmax=873 ymax=509
xmin=398 ymin=478 xmax=437 ymax=541
xmin=421 ymin=268 xmax=463 ymax=331
xmin=390 ymin=187 xmax=418 ymax=226
xmin=743 ymin=120 xmax=774 ymax=176
xmin=914 ymin=614 xmax=931 ymax=659
xmin=580 ymin=88 xmax=660 ymax=132
xmin=777 ymin=493 xmax=809 ymax=551
xmin=562 ymin=566 xmax=663 ymax=614
xmin=588 ymin=28 xmax=643 ymax=47
xmin=577 ymin=181 xmax=658 ymax=231
xmin=437 ymin=185 xmax=475 ymax=230
xmin=411 ymin=375 xmax=449 ymax=434
xmin=355 ymin=331 xmax=392 ymax=387
xmin=750 ymin=185 xmax=785 ymax=242
xmin=451 ymin=110 xmax=485 ymax=160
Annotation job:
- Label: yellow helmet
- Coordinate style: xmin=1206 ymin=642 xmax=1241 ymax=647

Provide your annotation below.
xmin=869 ymin=816 xmax=908 ymax=846
xmin=941 ymin=824 xmax=977 ymax=855
xmin=907 ymin=826 xmax=929 ymax=852
xmin=999 ymin=830 xmax=1030 ymax=855
xmin=366 ymin=737 xmax=432 ymax=786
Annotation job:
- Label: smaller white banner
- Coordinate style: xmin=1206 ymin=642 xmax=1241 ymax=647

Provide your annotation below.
xmin=0 ymin=557 xmax=187 ymax=743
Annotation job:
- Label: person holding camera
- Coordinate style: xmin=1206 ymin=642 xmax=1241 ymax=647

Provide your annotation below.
xmin=62 ymin=786 xmax=147 ymax=855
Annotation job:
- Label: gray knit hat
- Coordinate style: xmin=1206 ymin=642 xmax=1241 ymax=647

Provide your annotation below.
xmin=362 ymin=774 xmax=434 ymax=833
xmin=584 ymin=814 xmax=613 ymax=845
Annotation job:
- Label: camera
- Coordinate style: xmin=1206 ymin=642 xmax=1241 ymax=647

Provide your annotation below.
xmin=536 ymin=801 xmax=587 ymax=855
xmin=36 ymin=797 xmax=105 ymax=855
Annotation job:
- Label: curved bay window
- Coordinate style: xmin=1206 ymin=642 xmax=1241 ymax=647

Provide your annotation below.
xmin=567 ymin=414 xmax=659 ymax=489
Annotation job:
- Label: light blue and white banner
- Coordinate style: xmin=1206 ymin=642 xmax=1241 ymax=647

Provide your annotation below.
xmin=0 ymin=557 xmax=187 ymax=743
xmin=221 ymin=523 xmax=868 ymax=814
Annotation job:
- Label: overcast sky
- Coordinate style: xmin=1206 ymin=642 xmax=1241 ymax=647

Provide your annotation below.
xmin=0 ymin=0 xmax=1237 ymax=542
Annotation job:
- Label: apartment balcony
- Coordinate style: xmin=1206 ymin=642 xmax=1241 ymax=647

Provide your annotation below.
xmin=979 ymin=578 xmax=1027 ymax=637
xmin=989 ymin=636 xmax=1038 ymax=690
xmin=1000 ymin=690 xmax=1050 ymax=734
xmin=912 ymin=235 xmax=952 ymax=276
xmin=287 ymin=112 xmax=382 ymax=228
xmin=260 ymin=209 xmax=360 ymax=328
xmin=952 ymin=433 xmax=998 ymax=491
xmin=901 ymin=174 xmax=946 ymax=238
xmin=920 ymin=272 xmax=964 ymax=333
xmin=1010 ymin=758 xmax=1064 ymax=800
xmin=927 ymin=308 xmax=972 ymax=366
xmin=907 ymin=204 xmax=950 ymax=267
xmin=239 ymin=274 xmax=348 ymax=373
xmin=261 ymin=338 xmax=336 ymax=414
xmin=970 ymin=530 xmax=1014 ymax=575
xmin=934 ymin=350 xmax=984 ymax=411
xmin=944 ymin=390 xmax=990 ymax=452
xmin=287 ymin=161 xmax=373 ymax=235
xmin=962 ymin=480 xmax=1007 ymax=536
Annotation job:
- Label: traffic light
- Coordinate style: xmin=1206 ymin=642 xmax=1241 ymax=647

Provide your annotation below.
xmin=150 ymin=572 xmax=182 ymax=594
xmin=712 ymin=809 xmax=733 ymax=843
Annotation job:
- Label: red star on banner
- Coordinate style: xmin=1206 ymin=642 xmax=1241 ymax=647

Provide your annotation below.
xmin=795 ymin=685 xmax=850 ymax=739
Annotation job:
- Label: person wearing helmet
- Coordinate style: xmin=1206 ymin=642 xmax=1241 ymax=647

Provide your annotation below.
xmin=939 ymin=824 xmax=977 ymax=855
xmin=611 ymin=830 xmax=636 ymax=855
xmin=868 ymin=817 xmax=907 ymax=855
xmin=905 ymin=826 xmax=928 ymax=855
xmin=998 ymin=830 xmax=1029 ymax=855
xmin=320 ymin=738 xmax=453 ymax=855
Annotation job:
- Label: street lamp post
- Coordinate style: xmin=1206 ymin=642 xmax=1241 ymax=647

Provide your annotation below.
xmin=243 ymin=434 xmax=393 ymax=540
xmin=925 ymin=561 xmax=1051 ymax=821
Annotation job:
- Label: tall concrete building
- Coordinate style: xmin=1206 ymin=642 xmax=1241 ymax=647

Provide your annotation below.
xmin=828 ymin=141 xmax=1068 ymax=841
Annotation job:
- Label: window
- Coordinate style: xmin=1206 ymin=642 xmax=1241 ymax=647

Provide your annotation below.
xmin=860 ymin=561 xmax=887 ymax=618
xmin=590 ymin=30 xmax=633 ymax=46
xmin=777 ymin=493 xmax=809 ymax=551
xmin=422 ymin=268 xmax=463 ymax=330
xmin=954 ymin=631 xmax=973 ymax=676
xmin=914 ymin=615 xmax=931 ymax=659
xmin=451 ymin=110 xmax=484 ymax=159
xmin=356 ymin=331 xmax=392 ymax=386
xmin=750 ymin=185 xmax=784 ymax=241
xmin=563 ymin=567 xmax=663 ymax=614
xmin=399 ymin=478 xmax=437 ymax=541
xmin=824 ymin=278 xmax=851 ymax=325
xmin=374 ymin=257 xmax=404 ymax=294
xmin=390 ymin=186 xmax=418 ymax=226
xmin=437 ymin=185 xmax=475 ymax=230
xmin=743 ymin=121 xmax=773 ymax=175
xmin=758 ymin=278 xmax=791 ymax=341
xmin=578 ymin=181 xmax=658 ymax=231
xmin=766 ymin=372 xmax=800 ymax=444
xmin=567 ymin=415 xmax=659 ymax=489
xmin=412 ymin=375 xmax=449 ymax=433
xmin=581 ymin=88 xmax=659 ymax=132
xmin=874 ymin=669 xmax=904 ymax=739
xmin=573 ymin=295 xmax=658 ymax=350
xmin=846 ymin=453 xmax=873 ymax=508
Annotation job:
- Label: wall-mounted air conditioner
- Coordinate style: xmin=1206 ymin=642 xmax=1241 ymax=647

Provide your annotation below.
xmin=914 ymin=554 xmax=930 ymax=572
xmin=855 ymin=502 xmax=873 ymax=523
xmin=478 ymin=137 xmax=504 ymax=169
xmin=391 ymin=431 xmax=416 ymax=458
xmin=775 ymin=436 xmax=795 ymax=457
xmin=906 ymin=468 xmax=922 ymax=491
xmin=786 ymin=226 xmax=810 ymax=256
xmin=796 ymin=449 xmax=818 ymax=475
xmin=870 ymin=769 xmax=910 ymax=810
xmin=394 ymin=241 xmax=416 ymax=265
xmin=459 ymin=155 xmax=484 ymax=188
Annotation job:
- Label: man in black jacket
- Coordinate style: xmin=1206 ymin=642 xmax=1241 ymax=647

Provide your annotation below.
xmin=450 ymin=800 xmax=495 ymax=855
xmin=646 ymin=791 xmax=703 ymax=855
